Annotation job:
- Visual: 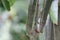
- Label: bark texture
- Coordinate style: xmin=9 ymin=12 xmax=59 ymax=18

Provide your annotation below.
xmin=26 ymin=0 xmax=37 ymax=40
xmin=40 ymin=0 xmax=53 ymax=33
xmin=45 ymin=15 xmax=54 ymax=40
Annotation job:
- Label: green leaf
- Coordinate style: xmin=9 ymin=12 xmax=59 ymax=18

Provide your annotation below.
xmin=1 ymin=0 xmax=10 ymax=11
xmin=0 ymin=0 xmax=4 ymax=8
xmin=8 ymin=0 xmax=16 ymax=6
xmin=49 ymin=0 xmax=58 ymax=25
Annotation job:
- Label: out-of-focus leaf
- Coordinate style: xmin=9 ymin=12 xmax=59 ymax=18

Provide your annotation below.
xmin=9 ymin=8 xmax=16 ymax=19
xmin=17 ymin=9 xmax=27 ymax=23
xmin=8 ymin=0 xmax=16 ymax=6
xmin=0 ymin=0 xmax=4 ymax=8
xmin=10 ymin=23 xmax=29 ymax=40
xmin=1 ymin=0 xmax=10 ymax=11
xmin=10 ymin=1 xmax=28 ymax=23
xmin=49 ymin=0 xmax=58 ymax=25
xmin=11 ymin=1 xmax=28 ymax=12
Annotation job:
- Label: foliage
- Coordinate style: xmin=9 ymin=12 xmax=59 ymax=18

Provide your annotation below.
xmin=8 ymin=0 xmax=15 ymax=6
xmin=49 ymin=0 xmax=58 ymax=25
xmin=0 ymin=0 xmax=15 ymax=11
xmin=10 ymin=23 xmax=30 ymax=40
xmin=1 ymin=0 xmax=10 ymax=10
xmin=0 ymin=0 xmax=4 ymax=8
xmin=10 ymin=0 xmax=28 ymax=23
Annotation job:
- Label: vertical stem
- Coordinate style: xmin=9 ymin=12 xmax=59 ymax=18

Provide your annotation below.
xmin=33 ymin=0 xmax=39 ymax=40
xmin=40 ymin=0 xmax=53 ymax=33
xmin=26 ymin=0 xmax=37 ymax=40
xmin=45 ymin=15 xmax=54 ymax=40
